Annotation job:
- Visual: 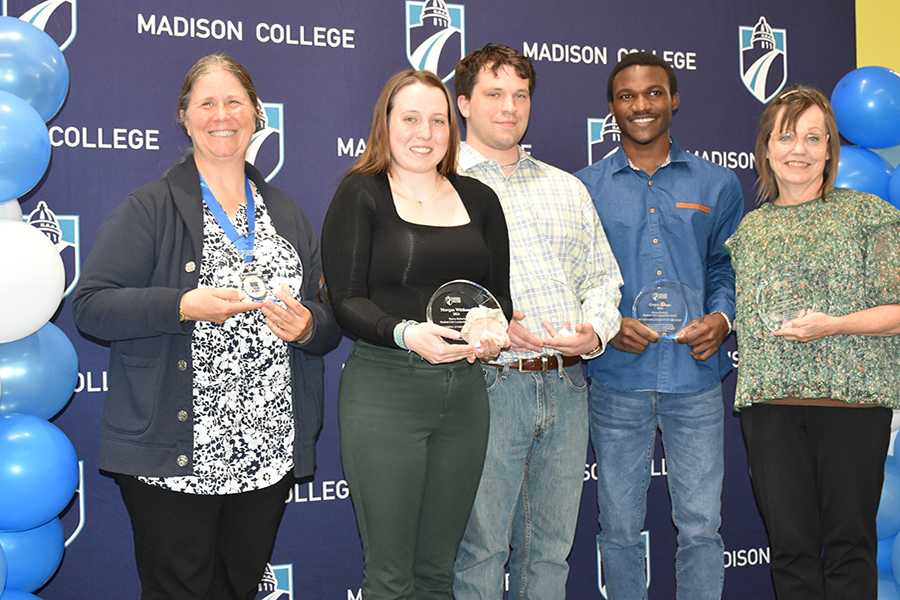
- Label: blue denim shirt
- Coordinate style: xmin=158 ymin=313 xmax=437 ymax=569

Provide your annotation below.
xmin=575 ymin=141 xmax=743 ymax=393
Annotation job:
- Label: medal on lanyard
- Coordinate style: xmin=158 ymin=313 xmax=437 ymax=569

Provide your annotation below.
xmin=199 ymin=174 xmax=267 ymax=301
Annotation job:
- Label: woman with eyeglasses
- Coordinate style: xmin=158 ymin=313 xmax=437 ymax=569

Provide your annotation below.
xmin=724 ymin=84 xmax=900 ymax=599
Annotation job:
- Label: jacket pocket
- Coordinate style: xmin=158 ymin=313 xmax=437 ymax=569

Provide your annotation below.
xmin=102 ymin=353 xmax=162 ymax=434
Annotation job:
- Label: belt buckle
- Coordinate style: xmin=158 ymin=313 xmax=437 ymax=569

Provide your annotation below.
xmin=541 ymin=356 xmax=549 ymax=371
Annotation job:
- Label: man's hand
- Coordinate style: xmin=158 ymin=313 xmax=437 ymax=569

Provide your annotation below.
xmin=674 ymin=313 xmax=729 ymax=361
xmin=507 ymin=310 xmax=544 ymax=354
xmin=608 ymin=317 xmax=660 ymax=354
xmin=540 ymin=322 xmax=601 ymax=357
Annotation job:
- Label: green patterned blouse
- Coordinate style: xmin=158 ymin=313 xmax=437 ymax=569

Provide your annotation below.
xmin=724 ymin=188 xmax=900 ymax=409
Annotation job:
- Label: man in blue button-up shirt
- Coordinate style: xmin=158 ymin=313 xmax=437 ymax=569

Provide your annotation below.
xmin=575 ymin=51 xmax=743 ymax=600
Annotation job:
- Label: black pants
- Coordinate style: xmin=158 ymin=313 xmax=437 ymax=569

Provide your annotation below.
xmin=116 ymin=472 xmax=294 ymax=600
xmin=741 ymin=403 xmax=891 ymax=600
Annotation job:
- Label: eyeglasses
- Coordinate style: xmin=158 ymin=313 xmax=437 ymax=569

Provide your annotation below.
xmin=770 ymin=132 xmax=829 ymax=151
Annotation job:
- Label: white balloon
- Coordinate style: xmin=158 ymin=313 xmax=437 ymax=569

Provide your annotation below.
xmin=888 ymin=410 xmax=900 ymax=457
xmin=0 ymin=199 xmax=22 ymax=221
xmin=0 ymin=219 xmax=64 ymax=343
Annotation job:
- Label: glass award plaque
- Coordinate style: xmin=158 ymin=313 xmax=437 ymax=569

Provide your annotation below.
xmin=632 ymin=281 xmax=703 ymax=339
xmin=526 ymin=278 xmax=583 ymax=337
xmin=426 ymin=280 xmax=508 ymax=345
xmin=755 ymin=264 xmax=826 ymax=330
xmin=214 ymin=231 xmax=304 ymax=303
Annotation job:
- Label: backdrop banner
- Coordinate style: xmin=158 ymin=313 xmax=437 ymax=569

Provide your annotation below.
xmin=17 ymin=1 xmax=855 ymax=598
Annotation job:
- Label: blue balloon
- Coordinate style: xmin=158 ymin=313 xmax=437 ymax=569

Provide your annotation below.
xmin=835 ymin=145 xmax=893 ymax=201
xmin=888 ymin=455 xmax=900 ymax=478
xmin=0 ymin=323 xmax=78 ymax=420
xmin=891 ymin=450 xmax=900 ymax=478
xmin=0 ymin=414 xmax=77 ymax=532
xmin=879 ymin=468 xmax=900 ymax=540
xmin=891 ymin=533 xmax=900 ymax=586
xmin=0 ymin=541 xmax=6 ymax=596
xmin=880 ymin=536 xmax=895 ymax=574
xmin=0 ymin=17 xmax=68 ymax=122
xmin=880 ymin=572 xmax=900 ymax=600
xmin=0 ymin=90 xmax=50 ymax=203
xmin=831 ymin=66 xmax=900 ymax=149
xmin=888 ymin=167 xmax=900 ymax=211
xmin=0 ymin=592 xmax=41 ymax=600
xmin=0 ymin=518 xmax=63 ymax=593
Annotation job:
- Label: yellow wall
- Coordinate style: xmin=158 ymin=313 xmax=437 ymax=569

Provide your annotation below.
xmin=857 ymin=0 xmax=900 ymax=70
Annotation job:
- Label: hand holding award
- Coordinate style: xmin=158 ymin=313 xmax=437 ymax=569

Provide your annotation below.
xmin=632 ymin=281 xmax=703 ymax=340
xmin=426 ymin=280 xmax=508 ymax=347
xmin=755 ymin=264 xmax=826 ymax=331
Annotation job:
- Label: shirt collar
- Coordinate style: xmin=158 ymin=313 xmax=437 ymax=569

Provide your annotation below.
xmin=459 ymin=142 xmax=543 ymax=174
xmin=611 ymin=138 xmax=688 ymax=174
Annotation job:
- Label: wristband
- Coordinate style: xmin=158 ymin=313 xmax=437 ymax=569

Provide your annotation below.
xmin=712 ymin=311 xmax=732 ymax=335
xmin=393 ymin=320 xmax=418 ymax=350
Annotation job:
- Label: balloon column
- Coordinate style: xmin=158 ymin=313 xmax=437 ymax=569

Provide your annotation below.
xmin=831 ymin=66 xmax=900 ymax=210
xmin=835 ymin=65 xmax=900 ymax=600
xmin=0 ymin=16 xmax=76 ymax=600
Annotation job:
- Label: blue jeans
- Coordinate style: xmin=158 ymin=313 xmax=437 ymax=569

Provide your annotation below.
xmin=454 ymin=362 xmax=589 ymax=600
xmin=590 ymin=380 xmax=724 ymax=600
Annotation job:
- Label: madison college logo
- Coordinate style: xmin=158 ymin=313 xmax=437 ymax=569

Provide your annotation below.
xmin=597 ymin=531 xmax=651 ymax=598
xmin=739 ymin=16 xmax=787 ymax=104
xmin=247 ymin=101 xmax=285 ymax=183
xmin=587 ymin=114 xmax=621 ymax=166
xmin=3 ymin=0 xmax=77 ymax=50
xmin=256 ymin=563 xmax=293 ymax=600
xmin=406 ymin=0 xmax=465 ymax=82
xmin=27 ymin=200 xmax=80 ymax=297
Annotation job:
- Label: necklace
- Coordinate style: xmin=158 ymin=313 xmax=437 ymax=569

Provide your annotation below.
xmin=389 ymin=174 xmax=442 ymax=206
xmin=501 ymin=158 xmax=520 ymax=169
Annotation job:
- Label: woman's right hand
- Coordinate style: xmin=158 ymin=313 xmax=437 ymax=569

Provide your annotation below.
xmin=180 ymin=288 xmax=262 ymax=324
xmin=403 ymin=322 xmax=480 ymax=364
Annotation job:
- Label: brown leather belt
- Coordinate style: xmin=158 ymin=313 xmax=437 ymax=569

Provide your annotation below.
xmin=485 ymin=355 xmax=580 ymax=372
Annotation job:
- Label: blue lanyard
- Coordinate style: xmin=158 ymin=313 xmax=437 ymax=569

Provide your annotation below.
xmin=199 ymin=174 xmax=255 ymax=264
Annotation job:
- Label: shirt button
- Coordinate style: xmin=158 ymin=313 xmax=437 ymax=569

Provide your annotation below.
xmin=177 ymin=410 xmax=189 ymax=422
xmin=176 ymin=455 xmax=189 ymax=467
xmin=185 ymin=261 xmax=196 ymax=273
xmin=657 ymin=270 xmax=663 ymax=276
xmin=650 ymin=208 xmax=656 ymax=214
xmin=177 ymin=360 xmax=187 ymax=371
xmin=653 ymin=238 xmax=659 ymax=244
xmin=648 ymin=180 xmax=653 ymax=186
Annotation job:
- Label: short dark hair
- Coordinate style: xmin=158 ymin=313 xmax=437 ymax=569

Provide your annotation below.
xmin=607 ymin=51 xmax=678 ymax=103
xmin=455 ymin=43 xmax=536 ymax=100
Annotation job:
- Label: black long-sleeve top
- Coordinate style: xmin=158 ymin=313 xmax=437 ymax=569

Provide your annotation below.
xmin=322 ymin=172 xmax=512 ymax=347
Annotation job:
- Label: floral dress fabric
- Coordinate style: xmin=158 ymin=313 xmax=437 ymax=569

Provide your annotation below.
xmin=724 ymin=188 xmax=900 ymax=409
xmin=140 ymin=188 xmax=295 ymax=494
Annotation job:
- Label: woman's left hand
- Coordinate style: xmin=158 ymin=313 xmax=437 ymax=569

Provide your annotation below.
xmin=261 ymin=284 xmax=314 ymax=342
xmin=771 ymin=309 xmax=833 ymax=342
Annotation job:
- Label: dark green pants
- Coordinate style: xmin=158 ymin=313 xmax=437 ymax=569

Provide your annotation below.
xmin=339 ymin=341 xmax=490 ymax=600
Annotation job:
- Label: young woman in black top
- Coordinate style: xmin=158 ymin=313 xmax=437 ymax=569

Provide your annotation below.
xmin=321 ymin=69 xmax=511 ymax=600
